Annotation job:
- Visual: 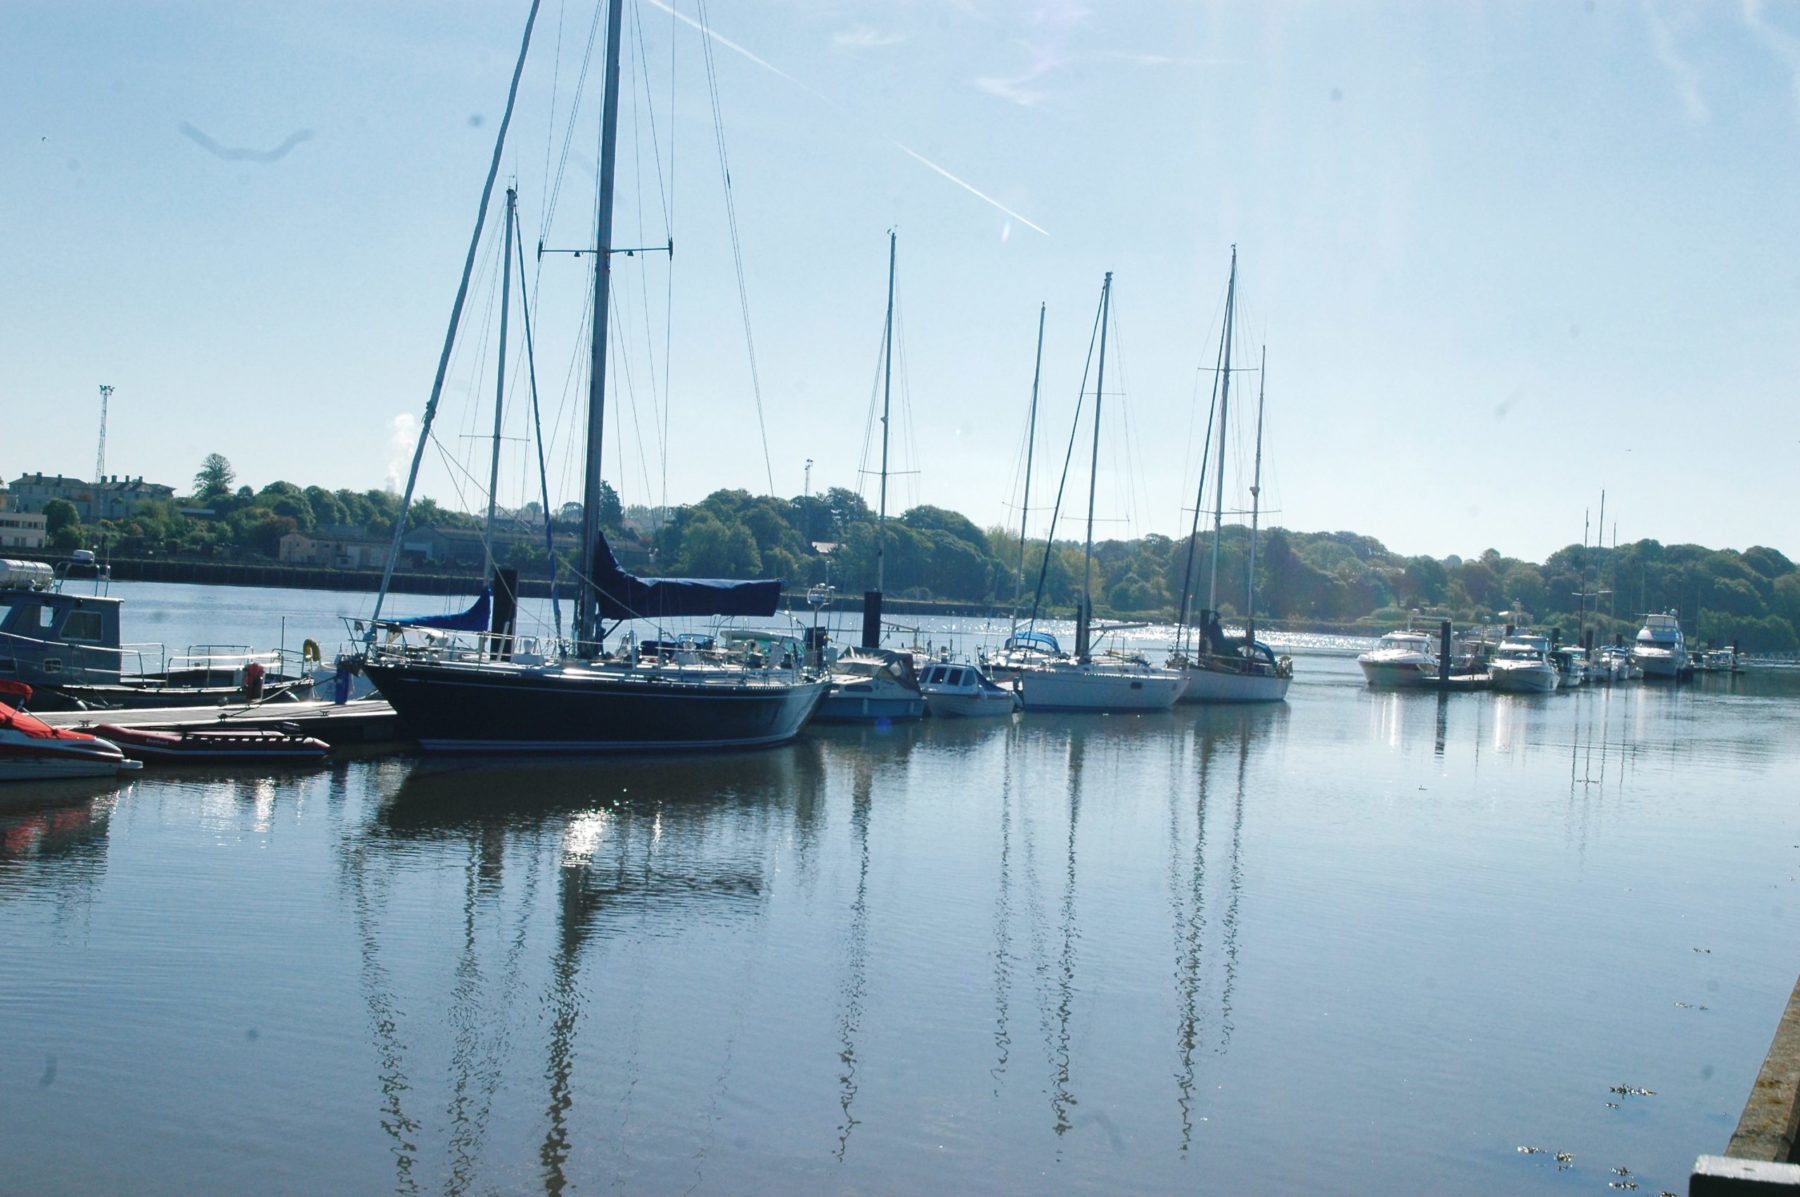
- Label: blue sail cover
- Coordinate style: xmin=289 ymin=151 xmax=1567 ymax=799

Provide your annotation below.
xmin=389 ymin=589 xmax=491 ymax=631
xmin=593 ymin=533 xmax=781 ymax=621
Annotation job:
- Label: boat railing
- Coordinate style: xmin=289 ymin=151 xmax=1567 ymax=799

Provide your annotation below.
xmin=1 ymin=625 xmax=161 ymax=680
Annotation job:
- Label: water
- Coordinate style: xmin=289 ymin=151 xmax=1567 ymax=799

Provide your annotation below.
xmin=4 ymin=582 xmax=1798 ymax=1194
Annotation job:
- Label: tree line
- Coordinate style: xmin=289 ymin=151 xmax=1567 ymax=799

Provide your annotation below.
xmin=48 ymin=455 xmax=1800 ymax=650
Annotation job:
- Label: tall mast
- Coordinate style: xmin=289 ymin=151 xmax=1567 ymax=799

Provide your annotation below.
xmin=1012 ymin=302 xmax=1047 ymax=632
xmin=877 ymin=230 xmax=896 ymax=593
xmin=1206 ymin=246 xmax=1238 ymax=620
xmin=1175 ymin=322 xmax=1227 ymax=654
xmin=1245 ymin=344 xmax=1266 ymax=647
xmin=575 ymin=0 xmax=626 ymax=657
xmin=483 ymin=187 xmax=517 ymax=579
xmin=1076 ymin=272 xmax=1112 ymax=661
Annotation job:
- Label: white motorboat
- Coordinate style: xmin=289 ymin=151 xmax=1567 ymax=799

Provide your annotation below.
xmin=1629 ymin=611 xmax=1688 ymax=680
xmin=0 ymin=688 xmax=141 ymax=782
xmin=814 ymin=647 xmax=926 ymax=723
xmin=918 ymin=661 xmax=1020 ymax=718
xmin=1357 ymin=629 xmax=1442 ymax=689
xmin=1592 ymin=644 xmax=1639 ymax=682
xmin=1488 ymin=634 xmax=1561 ymax=694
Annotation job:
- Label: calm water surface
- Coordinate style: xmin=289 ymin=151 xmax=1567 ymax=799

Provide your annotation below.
xmin=3 ymin=582 xmax=1798 ymax=1194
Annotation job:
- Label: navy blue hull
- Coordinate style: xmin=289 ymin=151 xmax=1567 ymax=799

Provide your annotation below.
xmin=364 ymin=660 xmax=828 ymax=752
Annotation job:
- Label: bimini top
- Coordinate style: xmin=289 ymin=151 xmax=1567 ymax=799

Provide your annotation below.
xmin=592 ymin=533 xmax=781 ymax=621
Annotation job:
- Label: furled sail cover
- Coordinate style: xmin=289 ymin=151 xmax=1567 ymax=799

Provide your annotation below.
xmin=592 ymin=533 xmax=781 ymax=620
xmin=387 ymin=589 xmax=491 ymax=631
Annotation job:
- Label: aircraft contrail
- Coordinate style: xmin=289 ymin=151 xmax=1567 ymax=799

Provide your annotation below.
xmin=642 ymin=0 xmax=1050 ymax=236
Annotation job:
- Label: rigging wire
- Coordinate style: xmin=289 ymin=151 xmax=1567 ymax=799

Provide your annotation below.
xmin=370 ymin=0 xmax=544 ymax=628
xmin=1026 ymin=287 xmax=1105 ymax=630
xmin=695 ymin=0 xmax=776 ymax=496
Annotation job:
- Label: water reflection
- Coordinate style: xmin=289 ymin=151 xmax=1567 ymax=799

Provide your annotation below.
xmin=0 ymin=786 xmax=120 ymax=913
xmin=340 ymin=745 xmax=827 ymax=1195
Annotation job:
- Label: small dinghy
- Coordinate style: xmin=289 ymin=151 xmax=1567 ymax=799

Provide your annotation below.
xmin=93 ymin=722 xmax=330 ymax=765
xmin=1 ymin=684 xmax=141 ymax=782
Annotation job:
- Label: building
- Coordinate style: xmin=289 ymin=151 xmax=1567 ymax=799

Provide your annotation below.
xmin=7 ymin=473 xmax=177 ymax=523
xmin=402 ymin=525 xmax=580 ymax=569
xmin=0 ymin=486 xmax=47 ymax=550
xmin=277 ymin=526 xmax=394 ymax=570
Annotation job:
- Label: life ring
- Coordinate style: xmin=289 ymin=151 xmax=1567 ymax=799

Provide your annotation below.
xmin=302 ymin=638 xmax=322 ymax=663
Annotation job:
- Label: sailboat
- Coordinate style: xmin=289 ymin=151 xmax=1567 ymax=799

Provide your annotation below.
xmin=359 ymin=0 xmax=828 ymax=752
xmin=1012 ymin=273 xmax=1188 ymax=712
xmin=813 ymin=231 xmax=925 ymax=724
xmin=1168 ymin=247 xmax=1293 ymax=703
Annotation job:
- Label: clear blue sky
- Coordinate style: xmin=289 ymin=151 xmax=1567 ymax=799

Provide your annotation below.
xmin=5 ymin=1 xmax=1797 ymax=564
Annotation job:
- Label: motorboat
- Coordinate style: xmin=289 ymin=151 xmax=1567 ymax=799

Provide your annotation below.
xmin=1691 ymin=646 xmax=1738 ymax=674
xmin=1553 ymin=646 xmax=1588 ymax=688
xmin=0 ymin=686 xmax=140 ymax=782
xmin=0 ymin=560 xmax=313 ymax=711
xmin=918 ymin=661 xmax=1020 ymax=718
xmin=92 ymin=723 xmax=330 ymax=765
xmin=813 ymin=646 xmax=926 ymax=723
xmin=1357 ymin=629 xmax=1441 ymax=689
xmin=1629 ymin=611 xmax=1688 ymax=680
xmin=1592 ymin=644 xmax=1640 ymax=683
xmin=1487 ymin=634 xmax=1561 ymax=694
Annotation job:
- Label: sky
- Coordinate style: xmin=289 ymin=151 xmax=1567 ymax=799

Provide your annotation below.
xmin=4 ymin=0 xmax=1798 ymax=565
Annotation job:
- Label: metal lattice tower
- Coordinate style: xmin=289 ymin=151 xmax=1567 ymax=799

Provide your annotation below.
xmin=95 ymin=385 xmax=114 ymax=484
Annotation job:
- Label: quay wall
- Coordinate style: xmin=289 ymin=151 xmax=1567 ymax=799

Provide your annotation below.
xmin=1693 ymin=973 xmax=1800 ymax=1194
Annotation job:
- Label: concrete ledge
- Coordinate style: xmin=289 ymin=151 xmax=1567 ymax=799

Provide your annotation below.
xmin=1692 ymin=1155 xmax=1800 ymax=1195
xmin=1694 ymin=974 xmax=1800 ymax=1194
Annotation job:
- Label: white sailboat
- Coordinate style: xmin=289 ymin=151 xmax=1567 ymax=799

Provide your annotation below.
xmin=815 ymin=231 xmax=925 ymax=723
xmin=1012 ymin=273 xmax=1188 ymax=713
xmin=1168 ymin=247 xmax=1292 ymax=703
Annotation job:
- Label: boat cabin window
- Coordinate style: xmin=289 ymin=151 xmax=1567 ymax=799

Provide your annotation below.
xmin=62 ymin=610 xmax=103 ymax=642
xmin=39 ymin=604 xmax=56 ymax=631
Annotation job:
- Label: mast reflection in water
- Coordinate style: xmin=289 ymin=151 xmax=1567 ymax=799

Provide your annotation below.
xmin=6 ymin=652 xmax=1800 ymax=1195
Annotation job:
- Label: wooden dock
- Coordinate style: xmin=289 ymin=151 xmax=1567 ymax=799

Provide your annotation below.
xmin=39 ymin=698 xmax=405 ymax=747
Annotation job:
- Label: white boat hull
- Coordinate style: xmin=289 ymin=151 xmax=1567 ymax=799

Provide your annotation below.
xmin=814 ymin=691 xmax=926 ymax=722
xmin=923 ymin=690 xmax=1019 ymax=719
xmin=1631 ymin=650 xmax=1685 ymax=679
xmin=0 ymin=741 xmax=138 ymax=781
xmin=1178 ymin=664 xmax=1291 ymax=703
xmin=1357 ymin=659 xmax=1438 ymax=690
xmin=1489 ymin=663 xmax=1560 ymax=693
xmin=1018 ymin=664 xmax=1188 ymax=712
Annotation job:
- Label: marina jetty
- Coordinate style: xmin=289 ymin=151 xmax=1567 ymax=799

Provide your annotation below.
xmin=1694 ymin=975 xmax=1800 ymax=1193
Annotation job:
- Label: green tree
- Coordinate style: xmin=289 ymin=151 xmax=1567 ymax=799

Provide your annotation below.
xmin=193 ymin=453 xmax=236 ymax=501
xmin=43 ymin=498 xmax=80 ymax=539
